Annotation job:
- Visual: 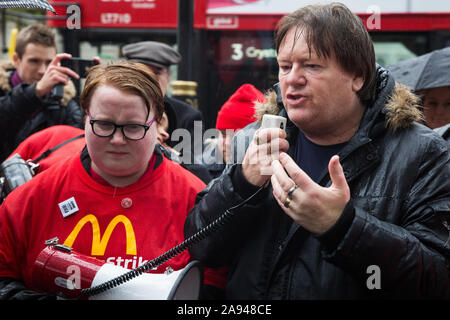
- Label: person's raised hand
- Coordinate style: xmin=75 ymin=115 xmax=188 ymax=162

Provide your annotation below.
xmin=35 ymin=53 xmax=80 ymax=98
xmin=271 ymin=153 xmax=350 ymax=235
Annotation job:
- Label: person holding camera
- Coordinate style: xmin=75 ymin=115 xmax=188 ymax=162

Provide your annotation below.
xmin=0 ymin=23 xmax=83 ymax=163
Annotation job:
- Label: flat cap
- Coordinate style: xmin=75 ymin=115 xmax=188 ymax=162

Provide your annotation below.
xmin=122 ymin=41 xmax=181 ymax=69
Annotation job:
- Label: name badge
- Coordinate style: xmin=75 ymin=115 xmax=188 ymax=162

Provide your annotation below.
xmin=59 ymin=197 xmax=79 ymax=218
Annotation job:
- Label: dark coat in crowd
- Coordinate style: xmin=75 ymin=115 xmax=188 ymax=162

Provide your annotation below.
xmin=184 ymin=66 xmax=450 ymax=299
xmin=435 ymin=124 xmax=450 ymax=147
xmin=164 ymin=96 xmax=204 ymax=163
xmin=158 ymin=144 xmax=212 ymax=184
xmin=201 ymin=140 xmax=226 ymax=181
xmin=0 ymin=61 xmax=83 ymax=162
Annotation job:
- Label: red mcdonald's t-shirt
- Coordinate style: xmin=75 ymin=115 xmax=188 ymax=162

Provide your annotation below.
xmin=0 ymin=152 xmax=227 ymax=293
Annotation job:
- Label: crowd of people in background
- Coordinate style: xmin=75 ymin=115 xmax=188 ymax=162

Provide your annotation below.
xmin=0 ymin=1 xmax=449 ymax=301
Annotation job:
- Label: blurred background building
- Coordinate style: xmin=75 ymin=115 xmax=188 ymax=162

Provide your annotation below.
xmin=1 ymin=0 xmax=449 ymax=129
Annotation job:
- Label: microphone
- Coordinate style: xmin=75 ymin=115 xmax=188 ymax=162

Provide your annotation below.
xmin=260 ymin=114 xmax=287 ymax=130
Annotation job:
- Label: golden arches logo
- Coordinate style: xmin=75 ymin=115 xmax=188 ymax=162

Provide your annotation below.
xmin=63 ymin=214 xmax=137 ymax=256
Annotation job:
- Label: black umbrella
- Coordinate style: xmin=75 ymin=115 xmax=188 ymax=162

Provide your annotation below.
xmin=0 ymin=0 xmax=56 ymax=14
xmin=387 ymin=46 xmax=450 ymax=91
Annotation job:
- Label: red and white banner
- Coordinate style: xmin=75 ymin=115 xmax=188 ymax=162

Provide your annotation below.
xmin=207 ymin=0 xmax=450 ymax=15
xmin=47 ymin=0 xmax=450 ymax=31
xmin=48 ymin=0 xmax=180 ymax=28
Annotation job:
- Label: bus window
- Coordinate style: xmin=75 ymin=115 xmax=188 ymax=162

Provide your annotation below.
xmin=202 ymin=30 xmax=278 ymax=128
xmin=370 ymin=32 xmax=428 ymax=67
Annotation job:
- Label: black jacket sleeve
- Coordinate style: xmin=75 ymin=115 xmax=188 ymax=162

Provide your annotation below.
xmin=164 ymin=96 xmax=204 ymax=163
xmin=0 ymin=86 xmax=84 ymax=161
xmin=0 ymin=277 xmax=55 ymax=300
xmin=0 ymin=83 xmax=44 ymax=137
xmin=320 ymin=136 xmax=450 ymax=298
xmin=63 ymin=98 xmax=84 ymax=129
xmin=184 ymin=164 xmax=268 ymax=267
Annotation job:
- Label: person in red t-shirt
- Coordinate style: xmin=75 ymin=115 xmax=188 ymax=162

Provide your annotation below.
xmin=6 ymin=125 xmax=85 ymax=173
xmin=0 ymin=61 xmax=226 ymax=300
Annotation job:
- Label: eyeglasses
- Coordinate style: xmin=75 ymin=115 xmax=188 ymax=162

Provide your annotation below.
xmin=88 ymin=112 xmax=156 ymax=141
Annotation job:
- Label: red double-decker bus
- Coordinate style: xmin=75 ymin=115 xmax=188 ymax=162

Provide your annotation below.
xmin=47 ymin=0 xmax=450 ymax=128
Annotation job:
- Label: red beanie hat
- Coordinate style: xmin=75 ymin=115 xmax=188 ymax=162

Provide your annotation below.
xmin=216 ymin=84 xmax=266 ymax=130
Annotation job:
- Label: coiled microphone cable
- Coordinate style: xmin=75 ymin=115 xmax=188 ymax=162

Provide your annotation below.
xmin=81 ymin=181 xmax=268 ymax=297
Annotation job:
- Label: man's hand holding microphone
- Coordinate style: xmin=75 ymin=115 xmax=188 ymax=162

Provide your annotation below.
xmin=242 ymin=115 xmax=351 ymax=235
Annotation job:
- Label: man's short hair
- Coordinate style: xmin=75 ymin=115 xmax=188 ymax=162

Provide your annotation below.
xmin=80 ymin=61 xmax=164 ymax=122
xmin=274 ymin=3 xmax=376 ymax=105
xmin=15 ymin=24 xmax=56 ymax=58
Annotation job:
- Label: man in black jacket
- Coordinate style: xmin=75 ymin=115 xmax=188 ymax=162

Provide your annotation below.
xmin=184 ymin=3 xmax=450 ymax=299
xmin=0 ymin=24 xmax=83 ymax=162
xmin=122 ymin=41 xmax=204 ymax=164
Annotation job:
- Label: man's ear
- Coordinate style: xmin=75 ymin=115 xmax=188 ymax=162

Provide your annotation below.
xmin=12 ymin=52 xmax=20 ymax=68
xmin=352 ymin=75 xmax=364 ymax=92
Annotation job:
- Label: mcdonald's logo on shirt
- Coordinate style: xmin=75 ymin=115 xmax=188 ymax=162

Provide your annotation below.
xmin=63 ymin=214 xmax=137 ymax=256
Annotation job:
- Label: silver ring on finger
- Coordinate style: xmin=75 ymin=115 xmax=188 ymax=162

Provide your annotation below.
xmin=287 ymin=184 xmax=298 ymax=197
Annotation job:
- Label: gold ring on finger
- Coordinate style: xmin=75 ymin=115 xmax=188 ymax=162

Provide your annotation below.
xmin=283 ymin=196 xmax=292 ymax=208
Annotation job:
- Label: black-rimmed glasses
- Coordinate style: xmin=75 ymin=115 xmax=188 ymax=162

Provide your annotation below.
xmin=88 ymin=112 xmax=156 ymax=141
